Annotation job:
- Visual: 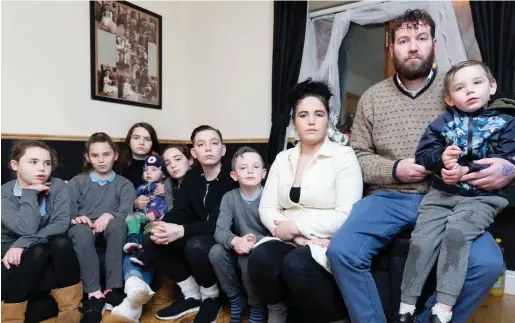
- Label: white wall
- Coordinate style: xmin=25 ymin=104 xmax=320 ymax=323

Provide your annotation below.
xmin=1 ymin=1 xmax=273 ymax=140
xmin=181 ymin=1 xmax=273 ymax=140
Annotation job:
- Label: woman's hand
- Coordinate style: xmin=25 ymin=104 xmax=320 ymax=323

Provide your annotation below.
xmin=153 ymin=184 xmax=165 ymax=196
xmin=307 ymin=237 xmax=331 ymax=248
xmin=293 ymin=236 xmax=331 ymax=247
xmin=150 ymin=221 xmax=184 ymax=244
xmin=273 ymin=220 xmax=300 ymax=241
xmin=293 ymin=236 xmax=310 ymax=246
xmin=2 ymin=248 xmax=23 ymax=269
xmin=135 ymin=196 xmax=150 ymax=209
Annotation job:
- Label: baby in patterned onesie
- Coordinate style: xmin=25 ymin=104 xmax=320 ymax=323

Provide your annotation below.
xmin=123 ymin=152 xmax=168 ymax=266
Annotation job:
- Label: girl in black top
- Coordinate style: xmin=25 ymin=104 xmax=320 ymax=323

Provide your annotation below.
xmin=119 ymin=122 xmax=164 ymax=208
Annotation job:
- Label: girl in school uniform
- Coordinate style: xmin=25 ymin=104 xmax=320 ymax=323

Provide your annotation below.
xmin=1 ymin=141 xmax=82 ymax=323
xmin=68 ymin=132 xmax=136 ymax=323
xmin=110 ymin=145 xmax=194 ymax=322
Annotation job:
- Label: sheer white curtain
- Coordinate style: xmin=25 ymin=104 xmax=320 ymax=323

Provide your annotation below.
xmin=299 ymin=0 xmax=468 ymax=117
xmin=452 ymin=0 xmax=482 ymax=61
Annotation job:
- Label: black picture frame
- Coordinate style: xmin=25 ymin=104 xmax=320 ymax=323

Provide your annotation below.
xmin=90 ymin=1 xmax=162 ymax=109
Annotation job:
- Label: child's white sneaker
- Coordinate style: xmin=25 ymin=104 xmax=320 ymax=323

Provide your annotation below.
xmin=111 ymin=298 xmax=141 ymax=323
xmin=124 ymin=276 xmax=155 ymax=307
xmin=123 ymin=234 xmax=142 ymax=253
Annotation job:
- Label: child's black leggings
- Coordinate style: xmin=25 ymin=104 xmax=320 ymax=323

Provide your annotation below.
xmin=2 ymin=235 xmax=80 ymax=302
xmin=143 ymin=233 xmax=218 ymax=287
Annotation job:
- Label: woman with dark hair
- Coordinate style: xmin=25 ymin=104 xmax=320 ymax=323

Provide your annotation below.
xmin=120 ymin=122 xmax=160 ymax=186
xmin=247 ymin=79 xmax=363 ymax=323
xmin=120 ymin=123 xmax=162 ymax=214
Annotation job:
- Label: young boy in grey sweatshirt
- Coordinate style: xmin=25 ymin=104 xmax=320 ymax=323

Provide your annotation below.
xmin=208 ymin=146 xmax=269 ymax=323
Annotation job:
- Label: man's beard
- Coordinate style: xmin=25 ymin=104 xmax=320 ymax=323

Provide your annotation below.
xmin=393 ymin=47 xmax=435 ymax=80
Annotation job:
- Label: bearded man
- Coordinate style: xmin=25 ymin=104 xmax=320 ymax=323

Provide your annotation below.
xmin=327 ymin=9 xmax=515 ymax=323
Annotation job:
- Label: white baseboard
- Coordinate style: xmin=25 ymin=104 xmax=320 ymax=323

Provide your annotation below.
xmin=505 ymin=270 xmax=515 ymax=295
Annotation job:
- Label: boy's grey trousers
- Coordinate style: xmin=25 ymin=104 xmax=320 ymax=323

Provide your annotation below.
xmin=68 ymin=218 xmax=127 ymax=293
xmin=209 ymin=243 xmax=262 ymax=308
xmin=401 ymin=188 xmax=508 ymax=306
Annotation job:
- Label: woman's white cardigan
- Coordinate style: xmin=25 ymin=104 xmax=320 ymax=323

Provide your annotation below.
xmin=256 ymin=137 xmax=363 ymax=272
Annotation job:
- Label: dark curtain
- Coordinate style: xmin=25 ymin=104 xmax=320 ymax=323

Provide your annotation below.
xmin=266 ymin=1 xmax=307 ymax=164
xmin=337 ymin=27 xmax=351 ymax=128
xmin=470 ymin=1 xmax=515 ymax=99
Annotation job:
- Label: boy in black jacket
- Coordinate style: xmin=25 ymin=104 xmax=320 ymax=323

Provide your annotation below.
xmin=143 ymin=125 xmax=238 ymax=323
xmin=397 ymin=60 xmax=515 ymax=323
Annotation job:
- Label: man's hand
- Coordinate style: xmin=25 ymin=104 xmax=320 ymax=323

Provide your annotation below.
xmin=395 ymin=158 xmax=432 ymax=183
xmin=2 ymin=248 xmax=23 ymax=269
xmin=442 ymin=145 xmax=462 ymax=169
xmin=93 ymin=213 xmax=114 ymax=233
xmin=441 ymin=164 xmax=469 ymax=185
xmin=461 ymin=158 xmax=515 ymax=191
